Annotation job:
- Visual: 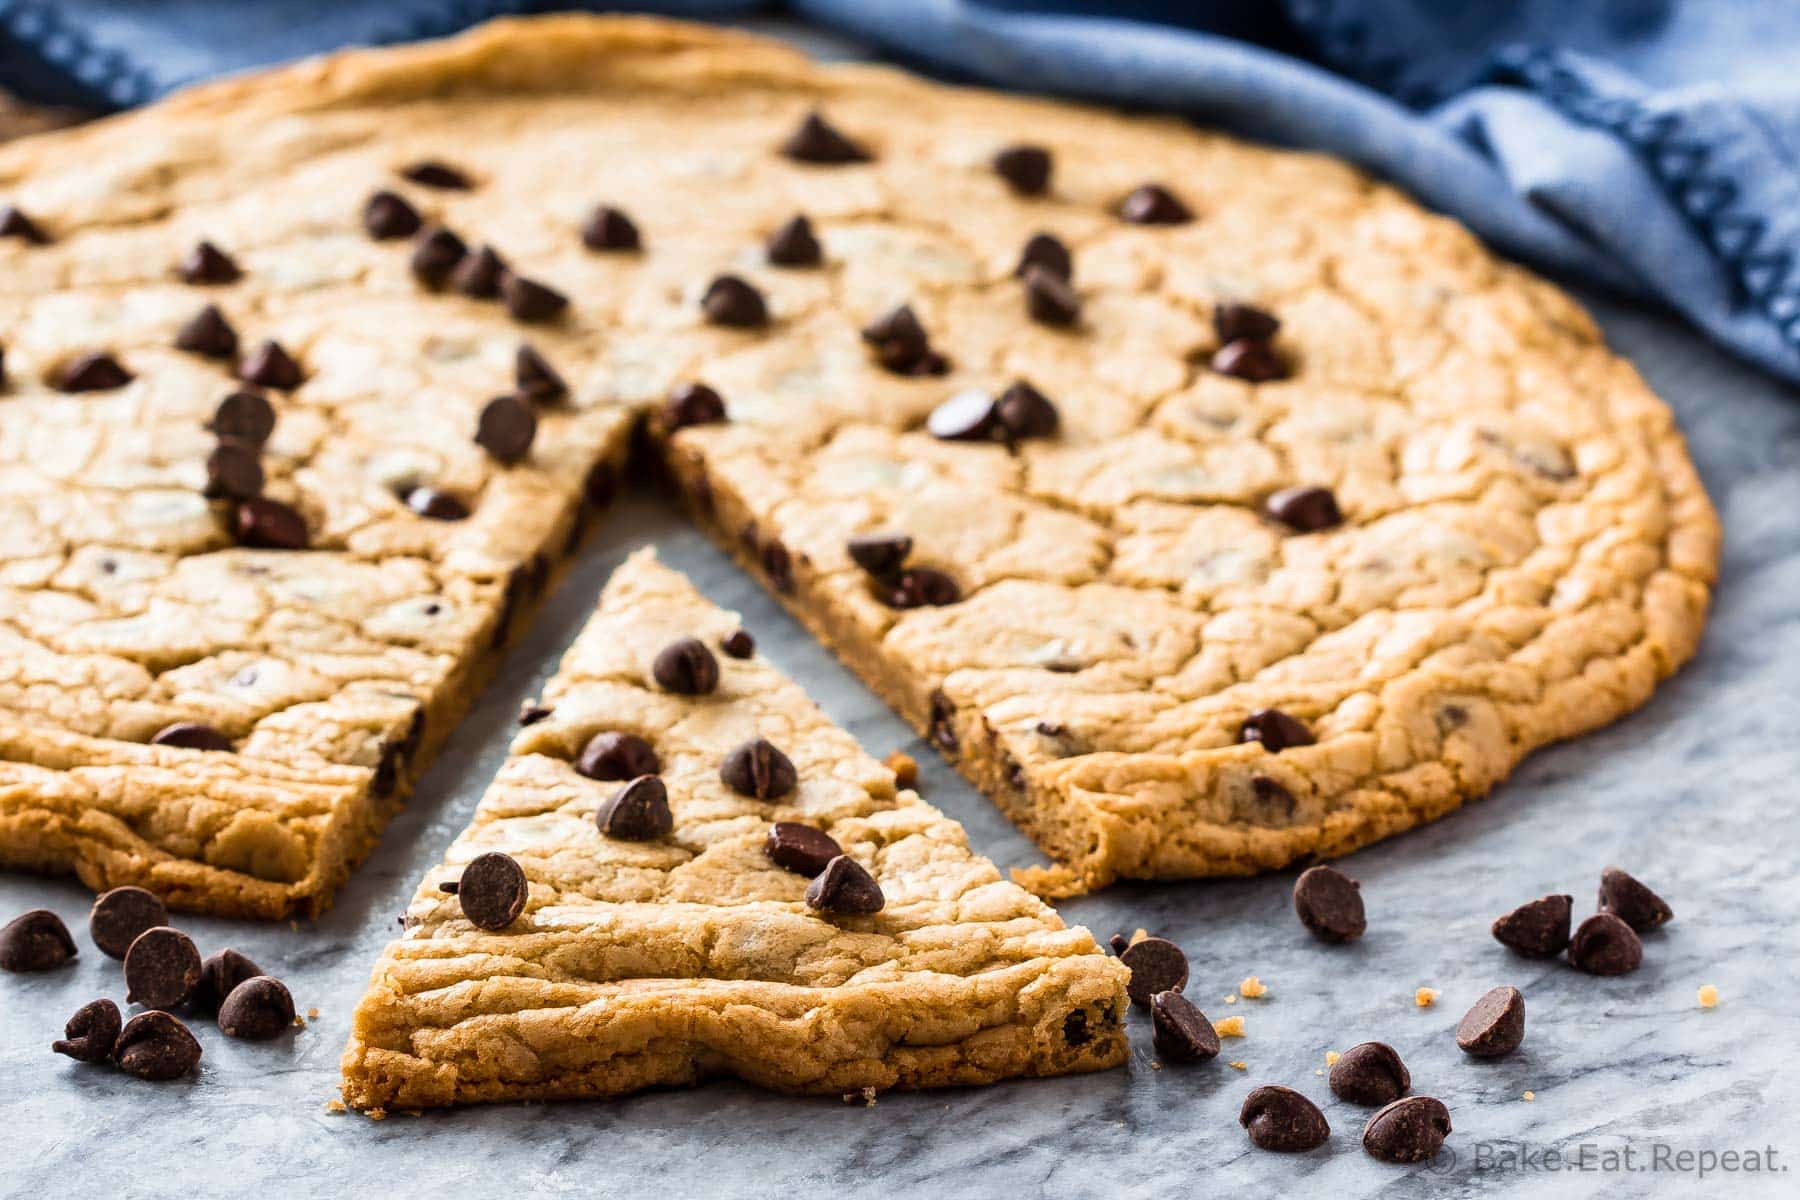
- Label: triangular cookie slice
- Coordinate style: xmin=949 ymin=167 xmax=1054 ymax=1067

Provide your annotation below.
xmin=341 ymin=550 xmax=1127 ymax=1108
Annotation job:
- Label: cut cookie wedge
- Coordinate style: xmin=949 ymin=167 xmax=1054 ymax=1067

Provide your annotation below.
xmin=340 ymin=550 xmax=1128 ymax=1109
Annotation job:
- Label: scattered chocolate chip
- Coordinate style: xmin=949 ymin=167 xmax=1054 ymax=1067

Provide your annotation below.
xmin=766 ymin=214 xmax=822 ymax=266
xmin=1014 ymin=232 xmax=1072 ymax=282
xmin=861 ymin=304 xmax=947 ymax=375
xmin=1150 ymin=990 xmax=1219 ymax=1062
xmin=1567 ymin=912 xmax=1643 ymax=976
xmin=410 ymin=225 xmax=467 ymax=286
xmin=597 ymin=775 xmax=674 ymax=841
xmin=238 ymin=340 xmax=303 ymax=390
xmin=781 ymin=111 xmax=870 ymax=164
xmin=515 ymin=343 xmax=566 ymax=404
xmin=0 ymin=909 xmax=77 ymax=972
xmin=1363 ymin=1096 xmax=1452 ymax=1164
xmin=123 ymin=926 xmax=202 ymax=1010
xmin=403 ymin=486 xmax=469 ymax=521
xmin=451 ymin=244 xmax=507 ymax=298
xmin=1108 ymin=933 xmax=1129 ymax=955
xmin=401 ymin=160 xmax=471 ymax=189
xmin=927 ymin=389 xmax=1000 ymax=442
xmin=503 ymin=274 xmax=569 ymax=323
xmin=661 ymin=382 xmax=727 ymax=431
xmin=234 ymin=496 xmax=309 ymax=550
xmin=1119 ymin=936 xmax=1188 ymax=1008
xmin=1330 ymin=1041 xmax=1410 ymax=1105
xmin=88 ymin=887 xmax=168 ymax=959
xmin=804 ymin=854 xmax=885 ymax=914
xmin=218 ymin=976 xmax=295 ymax=1040
xmin=576 ymin=731 xmax=659 ymax=781
xmin=0 ymin=204 xmax=48 ymax=244
xmin=766 ymin=822 xmax=841 ymax=877
xmin=877 ymin=566 xmax=960 ymax=609
xmin=1119 ymin=183 xmax=1193 ymax=225
xmin=363 ymin=190 xmax=423 ymax=239
xmin=721 ymin=738 xmax=798 ymax=801
xmin=178 ymin=240 xmax=241 ymax=285
xmin=721 ymin=628 xmax=755 ymax=658
xmin=1214 ymin=302 xmax=1280 ymax=344
xmin=1212 ymin=338 xmax=1287 ymax=381
xmin=1457 ymin=985 xmax=1525 ymax=1058
xmin=474 ymin=393 xmax=537 ymax=463
xmin=652 ymin=636 xmax=719 ymax=695
xmin=209 ymin=389 xmax=275 ymax=445
xmin=453 ymin=851 xmax=528 ymax=931
xmin=701 ymin=274 xmax=768 ymax=328
xmin=1292 ymin=863 xmax=1365 ymax=943
xmin=1491 ymin=893 xmax=1573 ymax=958
xmin=847 ymin=532 xmax=913 ymax=577
xmin=150 ymin=721 xmax=233 ymax=752
xmin=55 ymin=351 xmax=133 ymax=393
xmin=205 ymin=439 xmax=264 ymax=501
xmin=1264 ymin=486 xmax=1341 ymax=532
xmin=175 ymin=304 xmax=239 ymax=358
xmin=191 ymin=948 xmax=263 ymax=1015
xmin=582 ymin=204 xmax=640 ymax=251
xmin=113 ymin=1011 xmax=201 ymax=1081
xmin=52 ymin=998 xmax=121 ymax=1063
xmin=1240 ymin=1085 xmax=1331 ymax=1152
xmin=1241 ymin=708 xmax=1315 ymax=752
xmin=1597 ymin=866 xmax=1673 ymax=931
xmin=1023 ymin=264 xmax=1082 ymax=327
xmin=993 ymin=144 xmax=1052 ymax=196
xmin=996 ymin=380 xmax=1059 ymax=440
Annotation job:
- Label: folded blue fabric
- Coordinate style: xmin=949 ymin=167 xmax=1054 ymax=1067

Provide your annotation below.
xmin=5 ymin=0 xmax=1798 ymax=383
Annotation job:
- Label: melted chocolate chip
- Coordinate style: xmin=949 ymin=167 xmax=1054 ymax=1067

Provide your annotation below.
xmin=576 ymin=731 xmax=660 ymax=781
xmin=766 ymin=214 xmax=822 ymax=267
xmin=1150 ymin=990 xmax=1220 ymax=1062
xmin=582 ymin=205 xmax=640 ymax=251
xmin=1119 ymin=936 xmax=1188 ymax=1008
xmin=877 ymin=567 xmax=960 ymax=609
xmin=205 ymin=440 xmax=264 ymax=501
xmin=0 ymin=909 xmax=77 ymax=972
xmin=454 ymin=851 xmax=528 ymax=931
xmin=191 ymin=948 xmax=263 ymax=1016
xmin=1241 ymin=708 xmax=1315 ymax=752
xmin=1567 ymin=912 xmax=1643 ymax=975
xmin=1240 ymin=1086 xmax=1331 ymax=1152
xmin=401 ymin=160 xmax=471 ymax=189
xmin=1214 ymin=302 xmax=1280 ymax=344
xmin=209 ymin=389 xmax=275 ymax=445
xmin=1456 ymin=985 xmax=1525 ymax=1058
xmin=150 ymin=721 xmax=234 ymax=752
xmin=233 ymin=496 xmax=309 ymax=550
xmin=597 ymin=775 xmax=673 ymax=841
xmin=518 ymin=702 xmax=552 ymax=726
xmin=720 ymin=738 xmax=798 ymax=801
xmin=766 ymin=822 xmax=841 ymax=877
xmin=238 ymin=340 xmax=303 ymax=390
xmin=88 ymin=887 xmax=168 ymax=960
xmin=0 ymin=204 xmax=48 ymax=244
xmin=1023 ymin=265 xmax=1082 ymax=326
xmin=114 ymin=1011 xmax=202 ymax=1081
xmin=1264 ymin=486 xmax=1341 ymax=532
xmin=1330 ymin=1041 xmax=1410 ymax=1106
xmin=1119 ymin=183 xmax=1193 ymax=224
xmin=123 ymin=926 xmax=202 ymax=1010
xmin=1491 ymin=893 xmax=1573 ymax=958
xmin=410 ymin=225 xmax=467 ymax=286
xmin=503 ymin=274 xmax=569 ymax=323
xmin=474 ymin=394 xmax=537 ymax=463
xmin=55 ymin=352 xmax=133 ymax=393
xmin=661 ymin=382 xmax=727 ymax=432
xmin=52 ymin=998 xmax=121 ymax=1063
xmin=363 ymin=190 xmax=423 ymax=240
xmin=652 ymin=636 xmax=719 ymax=695
xmin=175 ymin=304 xmax=239 ymax=359
xmin=701 ymin=274 xmax=767 ymax=328
xmin=451 ymin=244 xmax=507 ymax=298
xmin=218 ymin=976 xmax=296 ymax=1040
xmin=1212 ymin=337 xmax=1288 ymax=381
xmin=1362 ymin=1097 xmax=1452 ymax=1164
xmin=804 ymin=855 xmax=885 ymax=914
xmin=780 ymin=111 xmax=870 ymax=164
xmin=1597 ymin=866 xmax=1673 ymax=931
xmin=721 ymin=628 xmax=756 ymax=658
xmin=993 ymin=144 xmax=1052 ymax=196
xmin=515 ymin=343 xmax=567 ymax=404
xmin=1014 ymin=232 xmax=1072 ymax=282
xmin=404 ymin=486 xmax=469 ymax=521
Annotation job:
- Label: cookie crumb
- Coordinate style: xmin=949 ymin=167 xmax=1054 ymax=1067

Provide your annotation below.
xmin=366 ymin=1107 xmax=388 ymax=1122
xmin=308 ymin=1007 xmax=320 ymax=1019
xmin=1415 ymin=986 xmax=1439 ymax=1008
xmin=1522 ymin=1090 xmax=1536 ymax=1102
xmin=1239 ymin=974 xmax=1268 ymax=999
xmin=1130 ymin=928 xmax=1149 ymax=946
xmin=884 ymin=751 xmax=918 ymax=787
xmin=1224 ymin=993 xmax=1238 ymax=1004
xmin=1697 ymin=984 xmax=1719 ymax=1009
xmin=1228 ymin=1060 xmax=1247 ymax=1071
xmin=841 ymin=1086 xmax=878 ymax=1107
xmin=1213 ymin=1016 xmax=1246 ymax=1038
xmin=292 ymin=1014 xmax=307 ymax=1028
xmin=1324 ymin=1050 xmax=1341 ymax=1066
xmin=324 ymin=1099 xmax=346 ymax=1115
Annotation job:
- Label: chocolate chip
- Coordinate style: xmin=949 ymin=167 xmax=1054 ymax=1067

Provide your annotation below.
xmin=88 ymin=887 xmax=168 ymax=959
xmin=1491 ymin=893 xmax=1572 ymax=958
xmin=452 ymin=851 xmax=528 ymax=931
xmin=515 ymin=343 xmax=567 ymax=404
xmin=1118 ymin=936 xmax=1188 ymax=1008
xmin=583 ymin=462 xmax=617 ymax=510
xmin=652 ymin=636 xmax=719 ymax=695
xmin=209 ymin=389 xmax=275 ymax=445
xmin=765 ymin=822 xmax=841 ymax=877
xmin=218 ymin=976 xmax=295 ymax=1040
xmin=1264 ymin=486 xmax=1341 ymax=533
xmin=474 ymin=394 xmax=536 ymax=463
xmin=701 ymin=274 xmax=768 ymax=328
xmin=1242 ymin=708 xmax=1316 ymax=752
xmin=178 ymin=240 xmax=241 ymax=285
xmin=191 ymin=948 xmax=263 ymax=1015
xmin=503 ymin=274 xmax=569 ymax=323
xmin=576 ymin=731 xmax=660 ymax=781
xmin=1597 ymin=866 xmax=1673 ymax=931
xmin=55 ymin=352 xmax=132 ymax=393
xmin=401 ymin=160 xmax=471 ymax=189
xmin=113 ymin=1011 xmax=201 ymax=1081
xmin=404 ymin=486 xmax=469 ymax=521
xmin=1119 ymin=183 xmax=1192 ymax=225
xmin=205 ymin=439 xmax=264 ymax=501
xmin=661 ymin=382 xmax=727 ymax=432
xmin=877 ymin=566 xmax=960 ymax=609
xmin=410 ymin=225 xmax=467 ymax=285
xmin=175 ymin=303 xmax=239 ymax=359
xmin=1292 ymin=863 xmax=1365 ymax=942
xmin=234 ymin=496 xmax=309 ymax=550
xmin=1214 ymin=303 xmax=1280 ymax=344
xmin=1362 ymin=1097 xmax=1452 ymax=1164
xmin=993 ymin=144 xmax=1052 ymax=196
xmin=364 ymin=190 xmax=423 ymax=239
xmin=52 ymin=998 xmax=121 ymax=1063
xmin=1567 ymin=912 xmax=1643 ymax=976
xmin=582 ymin=205 xmax=640 ymax=251
xmin=847 ymin=532 xmax=913 ymax=577
xmin=927 ymin=389 xmax=1000 ymax=441
xmin=766 ymin=214 xmax=822 ymax=266
xmin=0 ymin=204 xmax=48 ymax=244
xmin=780 ymin=111 xmax=870 ymax=164
xmin=929 ymin=690 xmax=959 ymax=755
xmin=1240 ymin=1085 xmax=1331 ymax=1152
xmin=123 ymin=926 xmax=202 ymax=1010
xmin=451 ymin=244 xmax=507 ymax=298
xmin=0 ymin=909 xmax=76 ymax=972
xmin=518 ymin=702 xmax=551 ymax=726
xmin=862 ymin=304 xmax=948 ymax=375
xmin=1023 ymin=265 xmax=1082 ymax=327
xmin=1014 ymin=232 xmax=1072 ymax=282
xmin=1456 ymin=985 xmax=1525 ymax=1058
xmin=1212 ymin=337 xmax=1288 ymax=382
xmin=996 ymin=380 xmax=1059 ymax=440
xmin=804 ymin=855 xmax=885 ymax=914
xmin=238 ymin=340 xmax=303 ymax=390
xmin=1150 ymin=990 xmax=1219 ymax=1062
xmin=1330 ymin=1041 xmax=1410 ymax=1105
xmin=597 ymin=775 xmax=673 ymax=841
xmin=721 ymin=738 xmax=798 ymax=801
xmin=721 ymin=628 xmax=755 ymax=658
xmin=150 ymin=721 xmax=233 ymax=752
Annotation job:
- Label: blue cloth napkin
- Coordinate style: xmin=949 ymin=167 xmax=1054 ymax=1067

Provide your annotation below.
xmin=6 ymin=1 xmax=1799 ymax=384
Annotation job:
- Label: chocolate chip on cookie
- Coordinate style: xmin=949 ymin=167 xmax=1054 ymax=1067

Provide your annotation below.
xmin=1240 ymin=1086 xmax=1330 ymax=1152
xmin=1213 ymin=302 xmax=1280 ymax=344
xmin=721 ymin=738 xmax=798 ymax=801
xmin=474 ymin=394 xmax=537 ymax=463
xmin=1241 ymin=708 xmax=1316 ymax=751
xmin=410 ymin=224 xmax=467 ymax=285
xmin=191 ymin=947 xmax=264 ymax=1015
xmin=804 ymin=855 xmax=885 ymax=915
xmin=0 ymin=204 xmax=48 ymax=244
xmin=993 ymin=144 xmax=1052 ymax=196
xmin=1362 ymin=1097 xmax=1452 ymax=1163
xmin=1014 ymin=232 xmax=1072 ymax=282
xmin=1150 ymin=990 xmax=1220 ymax=1063
xmin=209 ymin=389 xmax=275 ymax=445
xmin=1118 ymin=936 xmax=1188 ymax=1008
xmin=218 ymin=976 xmax=296 ymax=1040
xmin=238 ymin=339 xmax=303 ymax=390
xmin=996 ymin=380 xmax=1059 ymax=440
xmin=862 ymin=304 xmax=948 ymax=375
xmin=88 ymin=886 xmax=169 ymax=959
xmin=1567 ymin=912 xmax=1643 ymax=976
xmin=1119 ymin=183 xmax=1192 ymax=225
xmin=597 ymin=775 xmax=674 ymax=842
xmin=204 ymin=440 xmax=265 ymax=501
xmin=1023 ymin=264 xmax=1082 ymax=327
xmin=400 ymin=160 xmax=472 ymax=189
xmin=1456 ymin=985 xmax=1525 ymax=1057
xmin=927 ymin=389 xmax=1000 ymax=442
xmin=114 ymin=1011 xmax=202 ymax=1081
xmin=150 ymin=721 xmax=234 ymax=753
xmin=175 ymin=304 xmax=239 ymax=359
xmin=877 ymin=567 xmax=960 ymax=609
xmin=514 ymin=343 xmax=567 ymax=403
xmin=0 ymin=909 xmax=77 ymax=972
xmin=661 ymin=382 xmax=727 ymax=431
xmin=721 ymin=628 xmax=756 ymax=658
xmin=701 ymin=274 xmax=768 ymax=328
xmin=517 ymin=701 xmax=552 ymax=726
xmin=652 ymin=636 xmax=720 ymax=695
xmin=1211 ymin=337 xmax=1287 ymax=382
xmin=403 ymin=486 xmax=470 ymax=521
xmin=123 ymin=926 xmax=203 ymax=1010
xmin=1597 ymin=866 xmax=1673 ymax=931
xmin=451 ymin=244 xmax=507 ymax=298
xmin=576 ymin=731 xmax=660 ymax=781
xmin=52 ymin=998 xmax=121 ymax=1063
xmin=847 ymin=532 xmax=913 ymax=577
xmin=450 ymin=851 xmax=528 ymax=931
xmin=502 ymin=274 xmax=569 ymax=323
xmin=582 ymin=204 xmax=640 ymax=251
xmin=1292 ymin=863 xmax=1366 ymax=942
xmin=233 ymin=496 xmax=310 ymax=550
xmin=177 ymin=240 xmax=242 ymax=286
xmin=765 ymin=822 xmax=842 ymax=877
xmin=55 ymin=351 xmax=133 ymax=393
xmin=1491 ymin=893 xmax=1573 ymax=958
xmin=766 ymin=214 xmax=822 ymax=266
xmin=363 ymin=189 xmax=423 ymax=239
xmin=780 ymin=111 xmax=870 ymax=164
xmin=1330 ymin=1041 xmax=1410 ymax=1105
